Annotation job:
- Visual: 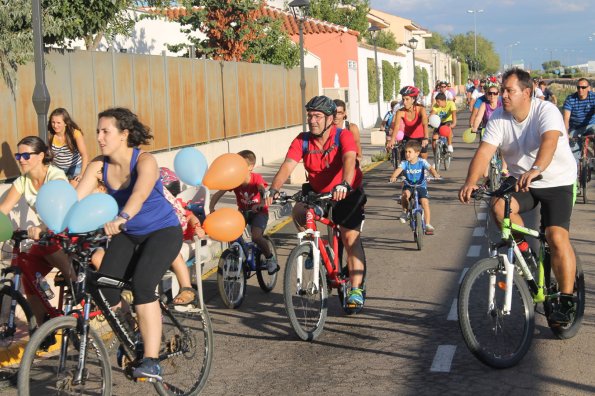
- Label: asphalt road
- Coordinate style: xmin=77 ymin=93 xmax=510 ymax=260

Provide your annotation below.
xmin=7 ymin=111 xmax=595 ymax=395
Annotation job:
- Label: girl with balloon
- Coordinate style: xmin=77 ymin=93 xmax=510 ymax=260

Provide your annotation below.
xmin=0 ymin=136 xmax=75 ymax=325
xmin=75 ymin=107 xmax=182 ymax=381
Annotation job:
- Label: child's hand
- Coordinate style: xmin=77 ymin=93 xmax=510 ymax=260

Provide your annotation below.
xmin=389 ymin=176 xmax=397 ymax=183
xmin=194 ymin=225 xmax=206 ymax=238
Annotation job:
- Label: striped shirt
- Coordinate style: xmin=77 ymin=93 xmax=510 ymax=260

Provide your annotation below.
xmin=563 ymin=91 xmax=595 ymax=129
xmin=50 ymin=130 xmax=82 ymax=172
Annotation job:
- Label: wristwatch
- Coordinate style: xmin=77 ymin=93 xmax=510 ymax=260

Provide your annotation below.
xmin=530 ymin=165 xmax=542 ymax=173
xmin=118 ymin=212 xmax=131 ymax=222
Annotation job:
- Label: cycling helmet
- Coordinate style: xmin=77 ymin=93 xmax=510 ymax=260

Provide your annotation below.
xmin=399 ymin=86 xmax=420 ymax=98
xmin=305 ymin=96 xmax=337 ymax=116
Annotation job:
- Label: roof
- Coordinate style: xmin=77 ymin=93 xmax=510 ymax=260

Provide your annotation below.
xmin=140 ymin=5 xmax=359 ymax=38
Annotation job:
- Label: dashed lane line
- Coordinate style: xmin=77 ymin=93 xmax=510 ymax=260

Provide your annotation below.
xmin=466 ymin=245 xmax=481 ymax=257
xmin=472 ymin=226 xmax=485 ymax=237
xmin=430 ymin=345 xmax=457 ymax=373
xmin=476 ymin=212 xmax=487 ymax=221
xmin=447 ymin=299 xmax=458 ymax=321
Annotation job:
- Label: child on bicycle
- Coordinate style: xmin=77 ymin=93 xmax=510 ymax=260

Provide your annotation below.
xmin=430 ymin=92 xmax=457 ymax=154
xmin=209 ymin=150 xmax=279 ymax=275
xmin=389 ymin=140 xmax=440 ymax=235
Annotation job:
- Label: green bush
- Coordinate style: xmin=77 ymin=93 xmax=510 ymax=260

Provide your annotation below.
xmin=368 ymin=58 xmax=377 ymax=103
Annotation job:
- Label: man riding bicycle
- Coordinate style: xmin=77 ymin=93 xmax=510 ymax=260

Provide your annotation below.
xmin=563 ymin=78 xmax=595 ymax=162
xmin=265 ymin=95 xmax=367 ymax=309
xmin=459 ymin=68 xmax=578 ymax=325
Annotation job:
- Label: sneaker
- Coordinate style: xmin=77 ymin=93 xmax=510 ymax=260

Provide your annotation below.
xmin=425 ymin=224 xmax=435 ymax=235
xmin=447 ymin=145 xmax=454 ymax=153
xmin=399 ymin=213 xmax=408 ymax=224
xmin=265 ymin=255 xmax=280 ymax=275
xmin=548 ymin=294 xmax=576 ymax=325
xmin=132 ymin=358 xmax=162 ymax=381
xmin=346 ymin=287 xmax=364 ymax=307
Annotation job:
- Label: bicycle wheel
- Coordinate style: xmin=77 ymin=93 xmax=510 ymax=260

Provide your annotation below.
xmin=433 ymin=144 xmax=442 ymax=170
xmin=391 ymin=146 xmax=401 ymax=169
xmin=458 ymin=257 xmax=535 ymax=368
xmin=579 ymin=158 xmax=588 ymax=204
xmin=154 ymin=304 xmax=214 ymax=396
xmin=283 ymin=244 xmax=328 ymax=341
xmin=0 ymin=285 xmax=37 ymax=384
xmin=543 ymin=247 xmax=585 ymax=340
xmin=443 ymin=148 xmax=451 ymax=171
xmin=256 ymin=236 xmax=278 ymax=292
xmin=217 ymin=249 xmax=246 ymax=309
xmin=414 ymin=212 xmax=424 ymax=250
xmin=18 ymin=315 xmax=112 ymax=395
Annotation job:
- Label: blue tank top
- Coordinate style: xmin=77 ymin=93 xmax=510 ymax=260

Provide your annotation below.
xmin=103 ymin=148 xmax=179 ymax=235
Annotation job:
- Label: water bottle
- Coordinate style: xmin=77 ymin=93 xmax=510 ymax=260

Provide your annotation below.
xmin=35 ymin=272 xmax=55 ymax=300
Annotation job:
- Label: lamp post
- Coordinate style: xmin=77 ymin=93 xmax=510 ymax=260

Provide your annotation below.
xmin=409 ymin=37 xmax=418 ymax=86
xmin=432 ymin=49 xmax=437 ymax=84
xmin=506 ymin=41 xmax=520 ymax=69
xmin=467 ymin=9 xmax=483 ymax=76
xmin=31 ymin=0 xmax=50 ymax=141
xmin=289 ymin=0 xmax=310 ymax=133
xmin=368 ymin=25 xmax=383 ymax=127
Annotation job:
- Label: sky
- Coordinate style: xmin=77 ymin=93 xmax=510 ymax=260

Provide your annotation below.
xmin=369 ymin=0 xmax=595 ymax=71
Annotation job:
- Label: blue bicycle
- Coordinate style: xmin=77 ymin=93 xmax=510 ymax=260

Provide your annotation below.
xmin=217 ymin=220 xmax=278 ymax=309
xmin=403 ymin=179 xmax=427 ymax=251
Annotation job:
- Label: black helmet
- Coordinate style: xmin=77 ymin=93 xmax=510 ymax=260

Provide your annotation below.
xmin=305 ymin=96 xmax=337 ymax=116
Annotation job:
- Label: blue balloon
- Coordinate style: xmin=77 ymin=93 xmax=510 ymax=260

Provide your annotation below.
xmin=66 ymin=193 xmax=118 ymax=233
xmin=174 ymin=147 xmax=208 ymax=186
xmin=35 ymin=180 xmax=78 ymax=232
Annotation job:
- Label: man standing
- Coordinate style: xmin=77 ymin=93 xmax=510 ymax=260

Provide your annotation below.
xmin=459 ymin=68 xmax=578 ymax=325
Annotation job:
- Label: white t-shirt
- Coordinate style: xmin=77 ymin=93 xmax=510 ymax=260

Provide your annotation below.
xmin=533 ymin=87 xmax=544 ymax=99
xmin=482 ymin=99 xmax=576 ymax=188
xmin=433 ymin=90 xmax=454 ymax=101
xmin=471 ymin=89 xmax=484 ymax=100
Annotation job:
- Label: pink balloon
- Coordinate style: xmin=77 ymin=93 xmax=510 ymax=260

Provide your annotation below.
xmin=396 ymin=130 xmax=405 ymax=141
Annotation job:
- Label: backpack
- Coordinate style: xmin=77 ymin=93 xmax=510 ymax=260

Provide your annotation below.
xmin=302 ymin=128 xmax=343 ymax=157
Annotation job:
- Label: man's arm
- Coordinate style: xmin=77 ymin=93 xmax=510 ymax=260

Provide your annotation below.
xmin=518 ymin=130 xmax=559 ymax=191
xmin=471 ymin=103 xmax=486 ymax=132
xmin=563 ymin=109 xmax=571 ymax=135
xmin=265 ymin=158 xmax=299 ymax=206
xmin=458 ymin=141 xmax=498 ymax=203
xmin=332 ymin=150 xmax=357 ymax=201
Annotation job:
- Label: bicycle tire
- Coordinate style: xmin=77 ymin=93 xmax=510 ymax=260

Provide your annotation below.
xmin=17 ymin=315 xmax=112 ymax=395
xmin=217 ymin=249 xmax=246 ymax=309
xmin=415 ymin=212 xmax=424 ymax=250
xmin=543 ymin=247 xmax=585 ymax=340
xmin=154 ymin=304 xmax=214 ymax=396
xmin=458 ymin=257 xmax=535 ymax=368
xmin=434 ymin=144 xmax=442 ymax=170
xmin=443 ymin=148 xmax=451 ymax=171
xmin=256 ymin=236 xmax=278 ymax=292
xmin=0 ymin=286 xmax=37 ymax=385
xmin=283 ymin=244 xmax=328 ymax=341
xmin=580 ymin=158 xmax=588 ymax=204
xmin=391 ymin=146 xmax=401 ymax=169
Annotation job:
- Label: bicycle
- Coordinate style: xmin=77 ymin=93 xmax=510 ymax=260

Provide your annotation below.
xmin=433 ymin=130 xmax=451 ymax=171
xmin=390 ymin=140 xmax=405 ymax=169
xmin=217 ymin=211 xmax=278 ymax=309
xmin=473 ymin=127 xmax=505 ymax=192
xmin=275 ymin=190 xmax=367 ymax=341
xmin=571 ymin=134 xmax=593 ymax=204
xmin=18 ymin=229 xmax=214 ymax=395
xmin=400 ymin=179 xmax=428 ymax=251
xmin=458 ymin=176 xmax=585 ymax=368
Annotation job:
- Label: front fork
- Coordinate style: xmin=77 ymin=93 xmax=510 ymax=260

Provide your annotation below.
xmin=59 ymin=293 xmax=91 ymax=385
xmin=295 ymin=230 xmax=321 ymax=294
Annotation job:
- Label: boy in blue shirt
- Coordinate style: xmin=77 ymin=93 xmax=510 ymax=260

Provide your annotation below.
xmin=389 ymin=140 xmax=440 ymax=235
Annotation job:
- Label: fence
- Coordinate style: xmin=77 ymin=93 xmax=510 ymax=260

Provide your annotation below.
xmin=0 ymin=50 xmax=318 ymax=180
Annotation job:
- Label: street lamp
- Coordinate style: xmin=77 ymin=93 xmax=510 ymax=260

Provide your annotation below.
xmin=289 ymin=0 xmax=310 ymax=133
xmin=505 ymin=41 xmax=520 ymax=69
xmin=467 ymin=9 xmax=483 ymax=74
xmin=31 ymin=0 xmax=50 ymax=141
xmin=368 ymin=25 xmax=383 ymax=127
xmin=409 ymin=37 xmax=418 ymax=86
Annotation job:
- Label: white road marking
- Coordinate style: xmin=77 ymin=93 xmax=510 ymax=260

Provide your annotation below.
xmin=430 ymin=345 xmax=457 ymax=373
xmin=472 ymin=227 xmax=485 ymax=237
xmin=477 ymin=212 xmax=487 ymax=220
xmin=466 ymin=245 xmax=482 ymax=257
xmin=447 ymin=299 xmax=458 ymax=321
xmin=480 ymin=201 xmax=488 ymax=208
xmin=458 ymin=268 xmax=468 ymax=284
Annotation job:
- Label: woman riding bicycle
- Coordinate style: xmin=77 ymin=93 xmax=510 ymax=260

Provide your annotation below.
xmin=471 ymin=81 xmax=502 ymax=136
xmin=387 ymin=86 xmax=430 ymax=160
xmin=0 ymin=136 xmax=75 ymax=325
xmin=76 ymin=107 xmax=183 ymax=381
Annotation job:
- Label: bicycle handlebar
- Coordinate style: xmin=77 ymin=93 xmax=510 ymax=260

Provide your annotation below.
xmin=471 ymin=175 xmax=543 ymax=200
xmin=272 ymin=190 xmax=333 ymax=206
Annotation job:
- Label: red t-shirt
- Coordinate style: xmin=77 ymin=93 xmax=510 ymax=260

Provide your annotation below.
xmin=232 ymin=172 xmax=269 ymax=214
xmin=286 ymin=126 xmax=363 ymax=193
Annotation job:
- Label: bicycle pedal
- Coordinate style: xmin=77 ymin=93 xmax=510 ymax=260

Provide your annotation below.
xmin=135 ymin=377 xmax=159 ymax=383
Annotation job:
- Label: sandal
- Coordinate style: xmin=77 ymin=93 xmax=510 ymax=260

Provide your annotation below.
xmin=173 ymin=287 xmax=198 ymax=306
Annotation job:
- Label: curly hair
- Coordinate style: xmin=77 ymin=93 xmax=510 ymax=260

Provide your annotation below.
xmin=97 ymin=107 xmax=153 ymax=147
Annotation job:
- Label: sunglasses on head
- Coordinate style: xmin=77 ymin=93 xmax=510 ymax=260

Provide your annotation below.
xmin=577 ymin=85 xmax=589 ymax=90
xmin=14 ymin=152 xmax=37 ymax=161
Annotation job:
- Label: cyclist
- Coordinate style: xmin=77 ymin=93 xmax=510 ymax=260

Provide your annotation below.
xmin=333 ymin=99 xmax=363 ymax=161
xmin=430 ymin=92 xmax=456 ymax=153
xmin=387 ymin=86 xmax=430 ymax=160
xmin=532 ymin=78 xmax=545 ymax=100
xmin=459 ymin=68 xmax=578 ymax=325
xmin=431 ymin=81 xmax=454 ymax=106
xmin=563 ymin=78 xmax=595 ymax=162
xmin=469 ymin=80 xmax=488 ymax=128
xmin=0 ymin=136 xmax=75 ymax=325
xmin=76 ymin=107 xmax=183 ymax=381
xmin=389 ymin=140 xmax=440 ymax=235
xmin=470 ymin=82 xmax=502 ymax=134
xmin=465 ymin=78 xmax=475 ymax=108
xmin=210 ymin=149 xmax=279 ymax=275
xmin=381 ymin=100 xmax=399 ymax=155
xmin=265 ymin=95 xmax=367 ymax=309
xmin=539 ymin=80 xmax=557 ymax=105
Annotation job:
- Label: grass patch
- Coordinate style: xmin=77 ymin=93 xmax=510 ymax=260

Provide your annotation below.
xmin=371 ymin=151 xmax=389 ymax=162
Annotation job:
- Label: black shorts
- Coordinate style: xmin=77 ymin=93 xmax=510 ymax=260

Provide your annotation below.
xmin=512 ymin=185 xmax=574 ymax=230
xmin=331 ymin=187 xmax=367 ymax=231
xmin=403 ymin=137 xmax=428 ymax=154
xmin=402 ymin=185 xmax=429 ymax=199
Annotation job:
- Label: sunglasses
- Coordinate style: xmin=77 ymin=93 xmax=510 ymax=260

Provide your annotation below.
xmin=487 ymin=91 xmax=499 ymax=96
xmin=577 ymin=86 xmax=589 ymax=90
xmin=440 ymin=85 xmax=447 ymax=88
xmin=14 ymin=152 xmax=37 ymax=161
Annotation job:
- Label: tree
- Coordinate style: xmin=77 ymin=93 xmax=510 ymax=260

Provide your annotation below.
xmin=170 ymin=0 xmax=299 ymax=67
xmin=446 ymin=32 xmax=500 ymax=75
xmin=309 ymin=0 xmax=370 ymax=40
xmin=425 ymin=31 xmax=449 ymax=53
xmin=542 ymin=60 xmax=562 ymax=70
xmin=373 ymin=30 xmax=398 ymax=51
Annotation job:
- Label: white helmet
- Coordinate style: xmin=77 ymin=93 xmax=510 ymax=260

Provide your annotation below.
xmin=428 ymin=114 xmax=441 ymax=129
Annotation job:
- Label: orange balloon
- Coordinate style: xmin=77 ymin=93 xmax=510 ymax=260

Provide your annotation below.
xmin=202 ymin=153 xmax=249 ymax=190
xmin=203 ymin=207 xmax=246 ymax=242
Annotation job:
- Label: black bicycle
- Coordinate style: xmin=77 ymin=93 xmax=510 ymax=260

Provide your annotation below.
xmin=17 ymin=229 xmax=213 ymax=395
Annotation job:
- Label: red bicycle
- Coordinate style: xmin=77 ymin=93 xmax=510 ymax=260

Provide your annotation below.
xmin=275 ymin=191 xmax=367 ymax=341
xmin=0 ymin=230 xmax=105 ymax=383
